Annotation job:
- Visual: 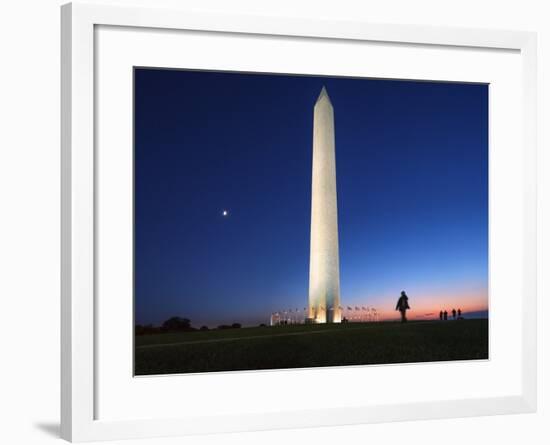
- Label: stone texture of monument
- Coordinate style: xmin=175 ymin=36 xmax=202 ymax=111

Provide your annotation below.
xmin=308 ymin=87 xmax=341 ymax=323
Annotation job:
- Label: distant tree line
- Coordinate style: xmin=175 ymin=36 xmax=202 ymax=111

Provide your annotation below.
xmin=135 ymin=316 xmax=245 ymax=335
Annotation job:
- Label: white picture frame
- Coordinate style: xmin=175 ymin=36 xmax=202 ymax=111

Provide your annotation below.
xmin=61 ymin=2 xmax=537 ymax=442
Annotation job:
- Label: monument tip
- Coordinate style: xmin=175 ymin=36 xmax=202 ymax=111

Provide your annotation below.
xmin=316 ymin=86 xmax=331 ymax=104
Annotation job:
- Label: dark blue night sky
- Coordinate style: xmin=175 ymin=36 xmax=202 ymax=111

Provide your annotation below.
xmin=134 ymin=68 xmax=488 ymax=327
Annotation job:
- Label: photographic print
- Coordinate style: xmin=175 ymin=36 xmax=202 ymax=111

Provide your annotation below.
xmin=134 ymin=68 xmax=488 ymax=376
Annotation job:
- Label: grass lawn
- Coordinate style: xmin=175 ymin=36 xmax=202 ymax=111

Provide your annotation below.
xmin=134 ymin=319 xmax=488 ymax=375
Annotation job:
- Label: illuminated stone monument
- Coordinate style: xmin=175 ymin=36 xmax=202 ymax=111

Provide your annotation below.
xmin=307 ymin=87 xmax=341 ymax=323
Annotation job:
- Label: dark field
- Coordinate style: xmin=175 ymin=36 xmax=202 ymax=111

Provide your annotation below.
xmin=134 ymin=319 xmax=488 ymax=375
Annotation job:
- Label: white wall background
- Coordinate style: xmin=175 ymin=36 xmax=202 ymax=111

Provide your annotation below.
xmin=0 ymin=0 xmax=547 ymax=443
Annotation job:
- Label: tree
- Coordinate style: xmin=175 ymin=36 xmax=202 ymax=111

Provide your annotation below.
xmin=199 ymin=325 xmax=209 ymax=331
xmin=162 ymin=316 xmax=192 ymax=332
xmin=231 ymin=323 xmax=241 ymax=329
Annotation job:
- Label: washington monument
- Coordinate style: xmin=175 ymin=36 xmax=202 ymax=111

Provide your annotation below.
xmin=308 ymin=87 xmax=342 ymax=323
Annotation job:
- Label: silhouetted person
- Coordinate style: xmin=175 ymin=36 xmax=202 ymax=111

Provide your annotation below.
xmin=439 ymin=310 xmax=443 ymax=321
xmin=395 ymin=291 xmax=410 ymax=323
xmin=443 ymin=310 xmax=448 ymax=320
xmin=458 ymin=308 xmax=462 ymax=319
xmin=452 ymin=308 xmax=457 ymax=319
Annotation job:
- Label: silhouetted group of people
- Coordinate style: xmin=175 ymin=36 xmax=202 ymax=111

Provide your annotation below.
xmin=439 ymin=308 xmax=462 ymax=321
xmin=395 ymin=291 xmax=465 ymax=323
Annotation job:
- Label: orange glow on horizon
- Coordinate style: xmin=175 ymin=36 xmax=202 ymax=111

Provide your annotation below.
xmin=347 ymin=288 xmax=488 ymax=322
